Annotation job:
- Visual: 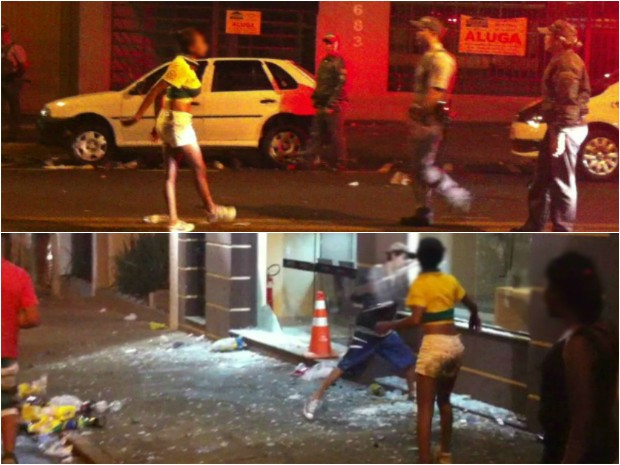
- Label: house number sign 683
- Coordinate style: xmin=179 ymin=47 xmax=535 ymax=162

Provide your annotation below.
xmin=353 ymin=4 xmax=364 ymax=48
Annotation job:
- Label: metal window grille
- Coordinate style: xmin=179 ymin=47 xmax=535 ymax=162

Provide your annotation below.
xmin=389 ymin=1 xmax=618 ymax=96
xmin=110 ymin=2 xmax=318 ymax=91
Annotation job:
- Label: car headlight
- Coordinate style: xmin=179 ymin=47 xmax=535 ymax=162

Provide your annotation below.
xmin=40 ymin=106 xmax=51 ymax=118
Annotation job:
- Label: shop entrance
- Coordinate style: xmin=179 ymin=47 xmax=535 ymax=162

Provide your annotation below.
xmin=265 ymin=233 xmax=357 ymax=346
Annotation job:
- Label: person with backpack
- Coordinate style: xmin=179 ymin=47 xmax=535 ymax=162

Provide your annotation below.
xmin=539 ymin=252 xmax=618 ymax=463
xmin=1 ymin=24 xmax=29 ymax=142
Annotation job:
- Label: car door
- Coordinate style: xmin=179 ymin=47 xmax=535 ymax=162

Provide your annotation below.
xmin=202 ymin=60 xmax=282 ymax=146
xmin=119 ymin=65 xmax=168 ymax=147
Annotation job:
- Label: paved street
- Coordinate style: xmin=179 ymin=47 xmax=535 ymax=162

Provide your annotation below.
xmin=2 ymin=122 xmax=617 ymax=232
xmin=17 ymin=291 xmax=542 ymax=464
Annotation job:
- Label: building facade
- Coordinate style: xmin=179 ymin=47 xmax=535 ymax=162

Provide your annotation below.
xmin=4 ymin=1 xmax=618 ymax=120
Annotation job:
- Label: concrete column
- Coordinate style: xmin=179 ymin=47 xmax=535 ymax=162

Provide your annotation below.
xmin=205 ymin=233 xmax=258 ymax=338
xmin=78 ymin=2 xmax=112 ymax=93
xmin=177 ymin=233 xmax=207 ymax=327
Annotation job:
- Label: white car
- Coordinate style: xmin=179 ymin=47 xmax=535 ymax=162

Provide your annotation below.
xmin=38 ymin=58 xmax=316 ymax=166
xmin=510 ymin=72 xmax=619 ymax=181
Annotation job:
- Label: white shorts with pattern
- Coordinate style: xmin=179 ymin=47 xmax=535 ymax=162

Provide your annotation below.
xmin=416 ymin=334 xmax=464 ymax=379
xmin=156 ymin=110 xmax=197 ymax=148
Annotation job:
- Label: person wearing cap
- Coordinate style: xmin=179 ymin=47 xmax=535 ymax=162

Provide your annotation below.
xmin=401 ymin=17 xmax=471 ymax=227
xmin=513 ymin=20 xmax=591 ymax=232
xmin=1 ymin=24 xmax=29 ymax=142
xmin=302 ymin=242 xmax=417 ymax=421
xmin=301 ymin=33 xmax=348 ymax=170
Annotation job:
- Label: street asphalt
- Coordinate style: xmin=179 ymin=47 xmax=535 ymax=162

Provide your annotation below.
xmin=2 ymin=122 xmax=617 ymax=232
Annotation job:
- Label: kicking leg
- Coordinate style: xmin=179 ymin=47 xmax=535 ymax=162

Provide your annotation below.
xmin=179 ymin=143 xmax=216 ymax=214
xmin=405 ymin=365 xmax=417 ymax=399
xmin=313 ymin=367 xmax=344 ymax=401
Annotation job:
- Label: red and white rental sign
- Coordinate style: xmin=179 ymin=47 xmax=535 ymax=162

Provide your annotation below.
xmin=226 ymin=10 xmax=262 ymax=35
xmin=459 ymin=15 xmax=528 ymax=57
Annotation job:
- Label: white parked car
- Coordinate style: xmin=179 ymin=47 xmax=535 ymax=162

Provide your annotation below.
xmin=38 ymin=58 xmax=316 ymax=166
xmin=510 ymin=71 xmax=619 ymax=181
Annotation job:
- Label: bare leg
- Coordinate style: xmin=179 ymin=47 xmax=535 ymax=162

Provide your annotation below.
xmin=180 ymin=143 xmax=216 ymax=213
xmin=416 ymin=374 xmax=437 ymax=464
xmin=405 ymin=365 xmax=417 ymax=398
xmin=164 ymin=146 xmax=179 ymax=225
xmin=1 ymin=413 xmax=18 ymax=458
xmin=312 ymin=367 xmax=344 ymax=401
xmin=436 ymin=373 xmax=459 ymax=455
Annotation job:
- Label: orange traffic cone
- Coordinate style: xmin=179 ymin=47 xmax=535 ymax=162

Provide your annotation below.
xmin=306 ymin=291 xmax=337 ymax=359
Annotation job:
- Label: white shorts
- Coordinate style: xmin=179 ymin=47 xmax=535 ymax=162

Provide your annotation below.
xmin=156 ymin=110 xmax=197 ymax=148
xmin=416 ymin=334 xmax=464 ymax=379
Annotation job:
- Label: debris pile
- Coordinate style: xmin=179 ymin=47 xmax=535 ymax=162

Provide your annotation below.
xmin=17 ymin=375 xmax=124 ymax=462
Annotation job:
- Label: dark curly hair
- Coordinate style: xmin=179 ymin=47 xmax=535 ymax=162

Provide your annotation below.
xmin=545 ymin=252 xmax=604 ymax=324
xmin=417 ymin=237 xmax=445 ymax=271
xmin=173 ymin=27 xmax=202 ymax=54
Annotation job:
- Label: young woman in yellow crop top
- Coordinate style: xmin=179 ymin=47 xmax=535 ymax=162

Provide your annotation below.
xmin=122 ymin=28 xmax=235 ymax=231
xmin=376 ymin=238 xmax=480 ymax=464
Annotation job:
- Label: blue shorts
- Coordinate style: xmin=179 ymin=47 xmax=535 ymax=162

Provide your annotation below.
xmin=337 ymin=331 xmax=416 ymax=373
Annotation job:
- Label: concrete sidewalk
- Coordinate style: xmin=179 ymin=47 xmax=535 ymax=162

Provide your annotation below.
xmin=18 ymin=293 xmax=542 ymax=463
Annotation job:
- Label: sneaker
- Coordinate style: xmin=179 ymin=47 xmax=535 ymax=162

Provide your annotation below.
xmin=303 ymin=397 xmax=321 ymax=421
xmin=433 ymin=445 xmax=452 ymax=464
xmin=447 ymin=187 xmax=472 ymax=213
xmin=168 ymin=220 xmax=195 ymax=232
xmin=208 ymin=205 xmax=236 ymax=223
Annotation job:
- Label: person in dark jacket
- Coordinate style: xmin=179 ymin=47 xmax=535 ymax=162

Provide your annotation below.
xmin=1 ymin=24 xmax=30 ymax=142
xmin=302 ymin=33 xmax=348 ymax=170
xmin=540 ymin=252 xmax=618 ymax=464
xmin=514 ymin=20 xmax=591 ymax=232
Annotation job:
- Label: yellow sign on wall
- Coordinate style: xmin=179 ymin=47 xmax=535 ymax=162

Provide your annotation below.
xmin=459 ymin=15 xmax=528 ymax=57
xmin=226 ymin=10 xmax=262 ymax=36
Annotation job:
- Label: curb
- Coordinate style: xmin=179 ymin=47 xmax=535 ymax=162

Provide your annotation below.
xmin=66 ymin=434 xmax=116 ymax=464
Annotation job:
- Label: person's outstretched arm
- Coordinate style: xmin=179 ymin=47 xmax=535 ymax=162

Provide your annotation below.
xmin=460 ymin=295 xmax=481 ymax=331
xmin=122 ymin=80 xmax=169 ymax=127
xmin=375 ymin=306 xmax=424 ymax=334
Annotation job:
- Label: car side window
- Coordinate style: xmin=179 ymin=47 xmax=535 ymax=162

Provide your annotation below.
xmin=212 ymin=61 xmax=273 ymax=92
xmin=132 ymin=67 xmax=167 ymax=95
xmin=266 ymin=62 xmax=298 ymax=90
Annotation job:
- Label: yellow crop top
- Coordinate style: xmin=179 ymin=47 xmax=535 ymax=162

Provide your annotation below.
xmin=406 ymin=272 xmax=466 ymax=325
xmin=162 ymin=56 xmax=202 ymax=101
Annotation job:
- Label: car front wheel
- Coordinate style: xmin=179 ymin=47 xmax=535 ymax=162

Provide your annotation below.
xmin=580 ymin=127 xmax=619 ymax=182
xmin=70 ymin=122 xmax=115 ymax=164
xmin=260 ymin=125 xmax=307 ymax=167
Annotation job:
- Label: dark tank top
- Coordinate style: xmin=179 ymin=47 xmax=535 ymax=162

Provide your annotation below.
xmin=539 ymin=323 xmax=618 ymax=463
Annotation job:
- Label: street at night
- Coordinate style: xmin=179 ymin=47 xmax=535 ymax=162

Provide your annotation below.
xmin=1 ymin=0 xmax=619 ymax=463
xmin=2 ymin=122 xmax=618 ymax=232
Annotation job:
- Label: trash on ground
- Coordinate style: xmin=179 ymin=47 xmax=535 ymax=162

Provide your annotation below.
xmin=115 ymin=160 xmax=138 ymax=170
xmin=49 ymin=395 xmax=82 ymax=409
xmin=124 ymin=313 xmax=138 ymax=321
xmin=18 ymin=375 xmax=48 ymax=399
xmin=369 ymin=382 xmax=386 ymax=397
xmin=384 ymin=389 xmax=408 ymax=401
xmin=213 ymin=161 xmax=225 ymax=170
xmin=99 ymin=307 xmax=107 ymax=313
xmin=172 ymin=341 xmax=184 ymax=349
xmin=149 ymin=322 xmax=166 ymax=331
xmin=389 ymin=171 xmax=411 ymax=186
xmin=300 ymin=361 xmax=337 ymax=381
xmin=211 ymin=336 xmax=246 ymax=352
xmin=348 ymin=181 xmax=360 ymax=187
xmin=124 ymin=348 xmax=137 ymax=354
xmin=143 ymin=214 xmax=170 ymax=224
xmin=378 ymin=163 xmax=393 ymax=174
xmin=291 ymin=362 xmax=309 ymax=377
